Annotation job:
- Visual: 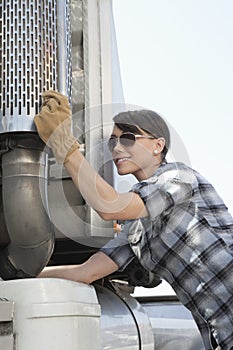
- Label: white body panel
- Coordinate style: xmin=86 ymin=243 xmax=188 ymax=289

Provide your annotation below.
xmin=0 ymin=279 xmax=101 ymax=350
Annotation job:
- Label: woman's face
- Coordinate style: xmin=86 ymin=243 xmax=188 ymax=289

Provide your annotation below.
xmin=110 ymin=125 xmax=162 ymax=181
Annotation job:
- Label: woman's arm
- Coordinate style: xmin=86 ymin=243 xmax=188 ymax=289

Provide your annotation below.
xmin=65 ymin=149 xmax=148 ymax=221
xmin=38 ymin=251 xmax=119 ymax=284
xmin=34 ymin=91 xmax=148 ymax=221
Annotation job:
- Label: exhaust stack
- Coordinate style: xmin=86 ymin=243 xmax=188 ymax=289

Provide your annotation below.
xmin=0 ymin=0 xmax=72 ymax=279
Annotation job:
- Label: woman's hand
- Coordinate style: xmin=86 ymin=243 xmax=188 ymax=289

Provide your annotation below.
xmin=34 ymin=90 xmax=80 ymax=163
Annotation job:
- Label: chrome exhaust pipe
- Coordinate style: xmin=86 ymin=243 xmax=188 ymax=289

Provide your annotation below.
xmin=0 ymin=144 xmax=54 ymax=279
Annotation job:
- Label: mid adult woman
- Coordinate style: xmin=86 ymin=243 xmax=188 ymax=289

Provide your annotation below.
xmin=34 ymin=91 xmax=233 ymax=350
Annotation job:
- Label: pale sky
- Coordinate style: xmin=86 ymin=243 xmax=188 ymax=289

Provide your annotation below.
xmin=112 ymin=0 xmax=233 ymax=216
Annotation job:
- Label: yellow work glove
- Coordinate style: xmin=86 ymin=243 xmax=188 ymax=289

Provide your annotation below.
xmin=34 ymin=90 xmax=80 ymax=164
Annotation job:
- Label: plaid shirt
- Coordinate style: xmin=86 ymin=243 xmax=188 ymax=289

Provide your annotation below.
xmin=101 ymin=162 xmax=233 ymax=350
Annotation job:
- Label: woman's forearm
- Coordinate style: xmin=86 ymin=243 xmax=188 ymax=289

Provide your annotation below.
xmin=65 ymin=150 xmax=118 ymax=212
xmin=65 ymin=149 xmax=147 ymax=220
xmin=38 ymin=252 xmax=119 ymax=284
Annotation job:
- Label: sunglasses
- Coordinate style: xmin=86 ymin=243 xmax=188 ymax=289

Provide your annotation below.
xmin=108 ymin=132 xmax=155 ymax=152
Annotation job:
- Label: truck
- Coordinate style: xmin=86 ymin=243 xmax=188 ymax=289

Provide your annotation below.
xmin=0 ymin=0 xmax=205 ymax=349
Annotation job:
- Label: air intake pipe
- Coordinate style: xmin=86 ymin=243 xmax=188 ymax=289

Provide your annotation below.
xmin=0 ymin=0 xmax=72 ymax=279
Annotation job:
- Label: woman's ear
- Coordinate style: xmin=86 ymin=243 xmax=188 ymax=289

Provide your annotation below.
xmin=153 ymin=137 xmax=165 ymax=154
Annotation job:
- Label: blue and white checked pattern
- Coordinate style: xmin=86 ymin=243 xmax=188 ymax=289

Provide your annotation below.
xmin=101 ymin=162 xmax=233 ymax=349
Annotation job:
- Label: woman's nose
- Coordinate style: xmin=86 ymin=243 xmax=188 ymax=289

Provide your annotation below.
xmin=112 ymin=139 xmax=128 ymax=154
xmin=113 ymin=138 xmax=125 ymax=152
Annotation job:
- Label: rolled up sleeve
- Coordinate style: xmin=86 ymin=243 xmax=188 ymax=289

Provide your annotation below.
xmin=100 ymin=229 xmax=135 ymax=271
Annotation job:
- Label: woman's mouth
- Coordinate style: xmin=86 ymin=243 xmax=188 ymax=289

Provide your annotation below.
xmin=115 ymin=157 xmax=130 ymax=165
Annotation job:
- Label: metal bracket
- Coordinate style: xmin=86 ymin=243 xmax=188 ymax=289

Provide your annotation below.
xmin=0 ymin=298 xmax=14 ymax=350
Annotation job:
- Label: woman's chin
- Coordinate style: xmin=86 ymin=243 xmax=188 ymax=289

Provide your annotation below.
xmin=115 ymin=161 xmax=136 ymax=176
xmin=116 ymin=165 xmax=132 ymax=176
xmin=117 ymin=168 xmax=130 ymax=176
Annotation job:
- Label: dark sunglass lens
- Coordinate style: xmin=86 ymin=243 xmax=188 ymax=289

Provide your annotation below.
xmin=108 ymin=137 xmax=117 ymax=151
xmin=120 ymin=133 xmax=136 ymax=147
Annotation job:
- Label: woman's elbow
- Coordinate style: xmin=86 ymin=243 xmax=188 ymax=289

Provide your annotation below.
xmin=97 ymin=211 xmax=115 ymax=221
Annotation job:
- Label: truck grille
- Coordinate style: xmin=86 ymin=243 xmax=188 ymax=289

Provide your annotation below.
xmin=0 ymin=0 xmax=71 ymax=132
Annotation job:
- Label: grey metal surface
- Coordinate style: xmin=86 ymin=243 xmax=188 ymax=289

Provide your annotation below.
xmin=71 ymin=0 xmax=84 ymax=114
xmin=119 ymin=290 xmax=155 ymax=349
xmin=57 ymin=0 xmax=72 ymax=98
xmin=95 ymin=285 xmax=144 ymax=350
xmin=48 ymin=0 xmax=119 ymax=242
xmin=95 ymin=285 xmax=204 ymax=350
xmin=140 ymin=299 xmax=205 ymax=350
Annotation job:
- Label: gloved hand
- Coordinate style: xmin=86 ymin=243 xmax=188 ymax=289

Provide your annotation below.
xmin=34 ymin=91 xmax=80 ymax=164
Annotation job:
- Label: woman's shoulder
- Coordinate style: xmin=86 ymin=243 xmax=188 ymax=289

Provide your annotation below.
xmin=131 ymin=162 xmax=197 ymax=193
xmin=155 ymin=161 xmax=193 ymax=176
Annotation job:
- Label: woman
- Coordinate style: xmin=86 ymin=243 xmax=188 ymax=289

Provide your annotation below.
xmin=34 ymin=91 xmax=233 ymax=350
